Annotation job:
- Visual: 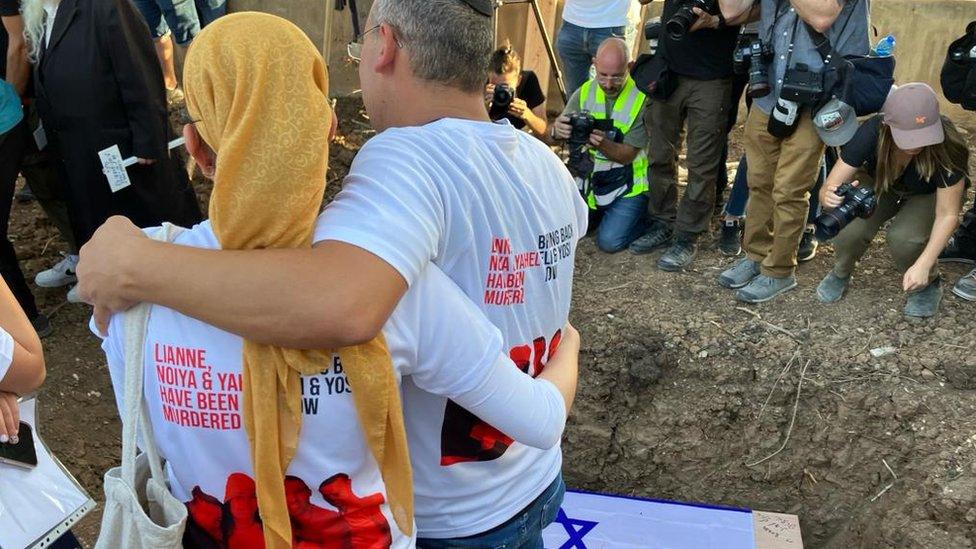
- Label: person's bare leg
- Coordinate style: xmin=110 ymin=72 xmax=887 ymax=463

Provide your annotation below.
xmin=155 ymin=33 xmax=178 ymax=90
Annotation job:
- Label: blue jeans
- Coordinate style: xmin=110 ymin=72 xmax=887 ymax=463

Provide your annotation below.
xmin=195 ymin=0 xmax=226 ymax=27
xmin=132 ymin=0 xmax=200 ymax=45
xmin=594 ymin=193 xmax=648 ymax=253
xmin=417 ymin=474 xmax=565 ymax=549
xmin=556 ymin=21 xmax=628 ymax=96
xmin=724 ymin=154 xmax=825 ymax=225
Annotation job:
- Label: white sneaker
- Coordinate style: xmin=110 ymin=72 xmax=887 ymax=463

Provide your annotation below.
xmin=66 ymin=285 xmax=83 ymax=304
xmin=35 ymin=254 xmax=78 ymax=288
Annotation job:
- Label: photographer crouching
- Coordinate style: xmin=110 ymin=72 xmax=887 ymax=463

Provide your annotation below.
xmin=485 ymin=42 xmax=548 ymax=137
xmin=629 ymin=0 xmax=753 ymax=270
xmin=552 ymin=38 xmax=650 ymax=253
xmin=717 ymin=0 xmax=869 ymax=303
xmin=815 ymin=84 xmax=969 ymax=318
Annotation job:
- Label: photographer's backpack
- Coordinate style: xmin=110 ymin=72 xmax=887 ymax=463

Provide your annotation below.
xmin=941 ymin=21 xmax=976 ymax=111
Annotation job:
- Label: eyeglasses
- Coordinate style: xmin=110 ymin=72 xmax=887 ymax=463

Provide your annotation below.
xmin=346 ymin=23 xmax=382 ymax=62
xmin=596 ymin=73 xmax=627 ymax=84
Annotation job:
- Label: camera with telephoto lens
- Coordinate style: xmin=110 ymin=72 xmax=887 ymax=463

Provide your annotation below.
xmin=814 ymin=183 xmax=878 ymax=241
xmin=666 ymin=0 xmax=718 ymax=41
xmin=488 ymin=83 xmax=515 ymax=120
xmin=566 ymin=111 xmax=596 ymax=179
xmin=733 ymin=37 xmax=773 ymax=98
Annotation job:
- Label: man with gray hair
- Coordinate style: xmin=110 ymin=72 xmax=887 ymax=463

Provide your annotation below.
xmin=77 ymin=0 xmax=587 ymax=545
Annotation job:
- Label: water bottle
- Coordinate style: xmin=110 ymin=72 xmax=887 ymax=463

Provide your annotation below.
xmin=873 ymin=34 xmax=896 ymax=57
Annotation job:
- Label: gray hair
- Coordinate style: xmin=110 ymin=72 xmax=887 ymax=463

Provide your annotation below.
xmin=21 ymin=0 xmax=48 ymax=63
xmin=372 ymin=0 xmax=493 ymax=93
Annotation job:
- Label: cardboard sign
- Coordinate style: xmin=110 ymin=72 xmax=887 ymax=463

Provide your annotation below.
xmin=98 ymin=137 xmax=186 ymax=193
xmin=541 ymin=490 xmax=804 ymax=549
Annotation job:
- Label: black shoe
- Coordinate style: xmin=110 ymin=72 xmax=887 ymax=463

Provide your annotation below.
xmin=657 ymin=237 xmax=697 ymax=271
xmin=31 ymin=313 xmax=53 ymax=339
xmin=629 ymin=223 xmax=673 ymax=255
xmin=797 ymin=227 xmax=818 ymax=263
xmin=16 ymin=184 xmax=34 ymax=203
xmin=719 ymin=219 xmax=742 ymax=256
xmin=939 ymin=234 xmax=976 ymax=264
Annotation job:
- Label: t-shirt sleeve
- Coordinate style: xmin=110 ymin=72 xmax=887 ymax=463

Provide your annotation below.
xmin=0 ymin=0 xmax=19 ymax=17
xmin=518 ymin=71 xmax=546 ymax=110
xmin=622 ymin=102 xmax=649 ymax=149
xmin=0 ymin=327 xmax=14 ymax=384
xmin=313 ymin=136 xmax=446 ymax=287
xmin=89 ymin=314 xmax=129 ymax=422
xmin=935 ymin=169 xmax=965 ymax=189
xmin=841 ymin=116 xmax=880 ymax=169
xmin=393 ymin=267 xmax=566 ymax=449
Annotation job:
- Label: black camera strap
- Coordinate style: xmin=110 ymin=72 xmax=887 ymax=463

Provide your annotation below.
xmin=803 ymin=0 xmax=861 ymax=67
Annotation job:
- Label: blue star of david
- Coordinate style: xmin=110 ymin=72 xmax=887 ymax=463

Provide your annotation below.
xmin=550 ymin=508 xmax=598 ymax=549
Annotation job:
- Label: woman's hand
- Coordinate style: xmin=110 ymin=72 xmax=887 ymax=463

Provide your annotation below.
xmin=507 ymin=98 xmax=529 ymax=120
xmin=821 ymin=180 xmax=859 ymax=209
xmin=0 ymin=391 xmax=20 ymax=444
xmin=556 ymin=322 xmax=580 ymax=358
xmin=903 ymin=261 xmax=932 ymax=293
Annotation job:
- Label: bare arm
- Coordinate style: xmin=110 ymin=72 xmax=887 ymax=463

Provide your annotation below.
xmin=522 ymin=103 xmax=548 ymax=137
xmin=538 ymin=323 xmax=579 ymax=416
xmin=78 ymin=217 xmax=407 ymax=349
xmin=904 ymin=182 xmax=964 ymax=292
xmin=0 ymin=281 xmax=45 ymax=395
xmin=2 ymin=16 xmax=29 ymax=96
xmin=791 ymin=0 xmax=843 ymax=34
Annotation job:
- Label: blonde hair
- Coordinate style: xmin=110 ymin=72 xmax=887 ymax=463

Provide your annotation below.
xmin=21 ymin=0 xmax=49 ymax=64
xmin=875 ymin=116 xmax=970 ymax=196
xmin=490 ymin=40 xmax=521 ymax=75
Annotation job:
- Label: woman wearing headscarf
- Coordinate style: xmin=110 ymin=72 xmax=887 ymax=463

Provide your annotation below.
xmin=22 ymin=0 xmax=201 ymax=301
xmin=94 ymin=13 xmax=579 ymax=548
xmin=816 ymin=83 xmax=969 ymax=318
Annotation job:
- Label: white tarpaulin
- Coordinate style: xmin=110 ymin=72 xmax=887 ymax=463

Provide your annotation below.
xmin=542 ymin=490 xmax=802 ymax=549
xmin=0 ymin=398 xmax=95 ymax=549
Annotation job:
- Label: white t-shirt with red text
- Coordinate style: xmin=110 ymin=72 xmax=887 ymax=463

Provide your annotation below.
xmin=314 ymin=118 xmax=588 ymax=538
xmin=95 ymin=220 xmax=568 ymax=548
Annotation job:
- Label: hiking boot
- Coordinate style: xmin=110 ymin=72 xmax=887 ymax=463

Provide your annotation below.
xmin=735 ymin=274 xmax=797 ymax=304
xmin=719 ymin=219 xmax=742 ymax=256
xmin=816 ymin=272 xmax=850 ymax=303
xmin=31 ymin=313 xmax=52 ymax=339
xmin=719 ymin=257 xmax=761 ymax=289
xmin=16 ymin=183 xmax=34 ymax=203
xmin=657 ymin=236 xmax=697 ymax=272
xmin=939 ymin=234 xmax=976 ymax=264
xmin=629 ymin=223 xmax=673 ymax=255
xmin=905 ymin=278 xmax=943 ymax=318
xmin=35 ymin=253 xmax=78 ymax=288
xmin=953 ymin=268 xmax=976 ymax=301
xmin=797 ymin=226 xmax=818 ymax=263
xmin=67 ymin=285 xmax=83 ymax=304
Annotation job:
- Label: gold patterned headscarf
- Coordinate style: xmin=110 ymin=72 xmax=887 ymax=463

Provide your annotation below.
xmin=183 ymin=12 xmax=413 ymax=548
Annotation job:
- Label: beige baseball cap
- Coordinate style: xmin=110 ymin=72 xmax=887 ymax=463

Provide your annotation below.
xmin=882 ymin=83 xmax=944 ymax=150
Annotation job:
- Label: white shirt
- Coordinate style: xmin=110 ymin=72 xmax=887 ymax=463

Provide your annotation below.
xmin=43 ymin=3 xmax=59 ymax=47
xmin=0 ymin=327 xmax=13 ymax=383
xmin=95 ymin=221 xmax=568 ymax=549
xmin=314 ymin=118 xmax=588 ymax=537
xmin=561 ymin=0 xmax=637 ymax=29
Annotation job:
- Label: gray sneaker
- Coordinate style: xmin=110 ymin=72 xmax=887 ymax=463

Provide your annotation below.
xmin=905 ymin=279 xmax=943 ymax=318
xmin=657 ymin=237 xmax=697 ymax=272
xmin=718 ymin=257 xmax=761 ymax=289
xmin=629 ymin=223 xmax=673 ymax=255
xmin=816 ymin=272 xmax=850 ymax=303
xmin=952 ymin=268 xmax=976 ymax=301
xmin=735 ymin=274 xmax=797 ymax=303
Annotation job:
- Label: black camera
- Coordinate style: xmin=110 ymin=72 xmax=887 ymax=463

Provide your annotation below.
xmin=488 ymin=83 xmax=515 ymax=120
xmin=666 ymin=0 xmax=717 ymax=41
xmin=566 ymin=111 xmax=596 ymax=179
xmin=781 ymin=63 xmax=824 ymax=107
xmin=814 ymin=183 xmax=878 ymax=241
xmin=732 ymin=36 xmax=773 ymax=98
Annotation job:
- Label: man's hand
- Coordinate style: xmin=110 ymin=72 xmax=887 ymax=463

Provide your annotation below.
xmin=484 ymin=83 xmax=496 ymax=105
xmin=507 ymin=98 xmax=529 ymax=120
xmin=690 ymin=7 xmax=721 ymax=32
xmin=77 ymin=216 xmax=149 ymax=334
xmin=588 ymin=130 xmax=606 ymax=149
xmin=903 ymin=261 xmax=932 ymax=293
xmin=553 ymin=115 xmax=572 ymax=140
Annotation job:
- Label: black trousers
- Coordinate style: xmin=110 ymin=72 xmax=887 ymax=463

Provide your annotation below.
xmin=0 ymin=119 xmax=39 ymax=319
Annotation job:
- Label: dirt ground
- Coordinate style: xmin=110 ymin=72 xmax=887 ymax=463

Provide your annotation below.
xmin=12 ymin=97 xmax=976 ymax=548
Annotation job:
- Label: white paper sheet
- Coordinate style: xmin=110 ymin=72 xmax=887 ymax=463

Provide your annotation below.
xmin=0 ymin=398 xmax=95 ymax=549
